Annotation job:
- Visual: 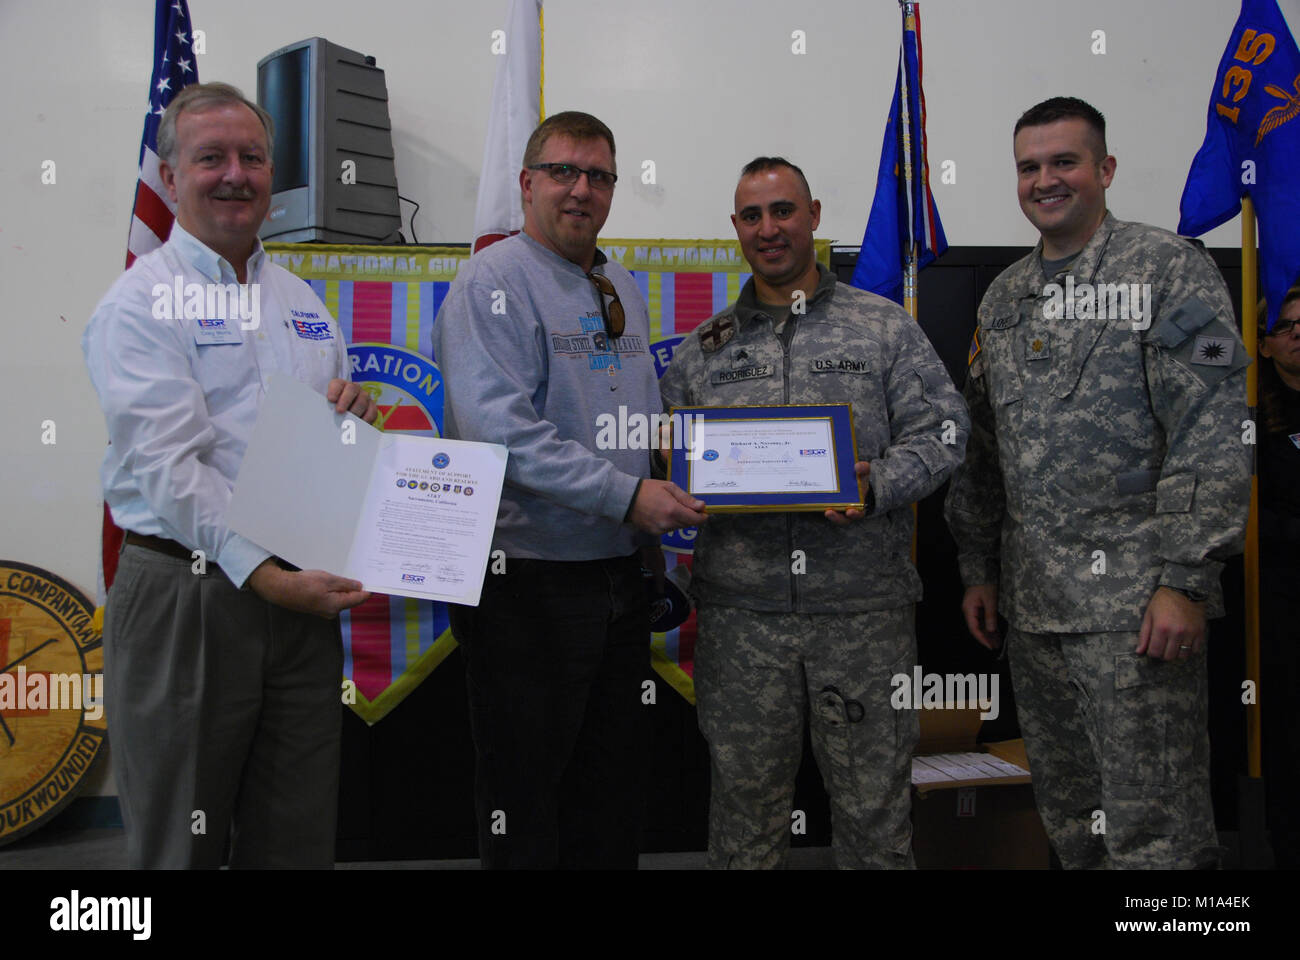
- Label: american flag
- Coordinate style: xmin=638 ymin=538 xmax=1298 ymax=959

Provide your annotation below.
xmin=102 ymin=0 xmax=198 ymax=596
xmin=125 ymin=0 xmax=198 ymax=268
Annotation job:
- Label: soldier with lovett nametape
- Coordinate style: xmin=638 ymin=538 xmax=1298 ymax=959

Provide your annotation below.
xmin=944 ymin=97 xmax=1250 ymax=869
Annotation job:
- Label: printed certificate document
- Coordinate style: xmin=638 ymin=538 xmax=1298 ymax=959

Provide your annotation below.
xmin=687 ymin=417 xmax=838 ymax=494
xmin=228 ymin=373 xmax=507 ymax=605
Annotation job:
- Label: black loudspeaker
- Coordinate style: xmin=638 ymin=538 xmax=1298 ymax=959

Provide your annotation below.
xmin=257 ymin=37 xmax=402 ymax=244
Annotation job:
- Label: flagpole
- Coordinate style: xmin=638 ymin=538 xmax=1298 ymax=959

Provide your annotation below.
xmin=537 ymin=2 xmax=545 ymax=122
xmin=898 ymin=1 xmax=921 ymax=558
xmin=1242 ymin=196 xmax=1261 ymax=780
xmin=898 ymin=1 xmax=918 ymax=322
xmin=1238 ymin=195 xmax=1272 ymax=867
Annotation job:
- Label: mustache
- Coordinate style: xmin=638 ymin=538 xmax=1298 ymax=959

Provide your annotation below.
xmin=211 ymin=188 xmax=256 ymax=200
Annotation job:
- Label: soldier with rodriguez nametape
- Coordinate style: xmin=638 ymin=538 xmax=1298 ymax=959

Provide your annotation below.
xmin=661 ymin=156 xmax=968 ymax=869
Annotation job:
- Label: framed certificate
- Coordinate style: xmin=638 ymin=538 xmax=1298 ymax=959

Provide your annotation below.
xmin=666 ymin=403 xmax=864 ymax=513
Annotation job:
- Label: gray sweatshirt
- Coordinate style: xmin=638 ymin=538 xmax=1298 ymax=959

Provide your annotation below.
xmin=432 ymin=232 xmax=659 ymax=560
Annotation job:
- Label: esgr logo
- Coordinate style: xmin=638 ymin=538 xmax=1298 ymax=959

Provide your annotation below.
xmin=401 ymin=573 xmax=427 ymax=584
xmin=292 ymin=318 xmax=333 ymax=341
xmin=702 ymin=449 xmax=719 ymax=461
xmin=433 ymin=452 xmax=450 ymax=469
xmin=799 ymin=449 xmax=827 ymax=456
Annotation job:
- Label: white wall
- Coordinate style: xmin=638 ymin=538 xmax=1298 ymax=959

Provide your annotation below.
xmin=1 ymin=0 xmax=1294 ymax=646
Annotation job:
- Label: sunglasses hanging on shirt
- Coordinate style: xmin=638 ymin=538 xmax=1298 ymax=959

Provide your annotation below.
xmin=587 ymin=271 xmax=625 ymax=339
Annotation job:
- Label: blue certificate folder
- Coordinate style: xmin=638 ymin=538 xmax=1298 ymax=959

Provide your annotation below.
xmin=666 ymin=403 xmax=864 ymax=513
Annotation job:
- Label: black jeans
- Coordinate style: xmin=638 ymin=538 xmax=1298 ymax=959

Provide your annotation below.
xmin=449 ymin=553 xmax=649 ymax=869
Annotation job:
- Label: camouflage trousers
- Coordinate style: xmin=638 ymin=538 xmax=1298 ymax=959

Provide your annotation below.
xmin=694 ymin=604 xmax=919 ymax=869
xmin=1007 ymin=628 xmax=1218 ymax=869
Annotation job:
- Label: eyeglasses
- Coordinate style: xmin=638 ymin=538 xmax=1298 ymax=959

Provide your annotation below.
xmin=1265 ymin=317 xmax=1300 ymax=337
xmin=528 ymin=163 xmax=618 ymax=190
xmin=587 ymin=271 xmax=625 ymax=339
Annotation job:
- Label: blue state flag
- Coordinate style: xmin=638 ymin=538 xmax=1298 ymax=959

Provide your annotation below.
xmin=852 ymin=3 xmax=947 ymax=305
xmin=1179 ymin=0 xmax=1300 ymax=330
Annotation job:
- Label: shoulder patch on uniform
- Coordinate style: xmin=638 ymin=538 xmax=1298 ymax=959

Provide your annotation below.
xmin=1161 ymin=315 xmax=1249 ymax=388
xmin=1148 ymin=295 xmax=1217 ymax=349
xmin=697 ymin=315 xmax=736 ymax=353
xmin=967 ymin=326 xmax=982 ymax=366
xmin=1190 ymin=335 xmax=1234 ymax=366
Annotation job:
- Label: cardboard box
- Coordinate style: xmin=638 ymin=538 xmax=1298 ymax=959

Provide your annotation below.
xmin=910 ymin=706 xmax=1051 ymax=869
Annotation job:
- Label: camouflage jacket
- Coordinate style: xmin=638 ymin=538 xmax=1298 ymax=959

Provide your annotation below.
xmin=944 ymin=213 xmax=1250 ymax=632
xmin=660 ymin=264 xmax=968 ymax=613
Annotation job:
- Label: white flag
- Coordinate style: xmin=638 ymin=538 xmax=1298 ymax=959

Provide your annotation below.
xmin=472 ymin=0 xmax=543 ymax=253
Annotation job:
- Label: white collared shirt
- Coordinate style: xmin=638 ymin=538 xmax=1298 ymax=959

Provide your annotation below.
xmin=82 ymin=224 xmax=348 ymax=587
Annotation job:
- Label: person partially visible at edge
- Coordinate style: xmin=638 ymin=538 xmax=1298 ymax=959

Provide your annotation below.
xmin=1256 ymin=281 xmax=1300 ymax=868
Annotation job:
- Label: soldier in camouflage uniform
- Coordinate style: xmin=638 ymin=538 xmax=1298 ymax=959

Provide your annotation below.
xmin=944 ymin=98 xmax=1250 ymax=869
xmin=660 ymin=158 xmax=968 ymax=869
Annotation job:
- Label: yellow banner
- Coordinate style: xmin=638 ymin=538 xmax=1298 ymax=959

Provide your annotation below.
xmin=266 ymin=238 xmax=831 ymax=282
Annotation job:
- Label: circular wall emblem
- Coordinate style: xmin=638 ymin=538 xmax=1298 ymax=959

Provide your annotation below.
xmin=0 ymin=562 xmax=106 ymax=846
xmin=433 ymin=453 xmax=450 ymax=469
xmin=348 ymin=343 xmax=443 ymax=439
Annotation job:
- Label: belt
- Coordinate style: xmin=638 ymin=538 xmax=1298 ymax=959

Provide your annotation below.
xmin=124 ymin=532 xmax=200 ymax=562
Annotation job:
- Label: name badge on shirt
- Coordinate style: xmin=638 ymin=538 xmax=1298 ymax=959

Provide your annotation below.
xmin=192 ymin=317 xmax=243 ymax=345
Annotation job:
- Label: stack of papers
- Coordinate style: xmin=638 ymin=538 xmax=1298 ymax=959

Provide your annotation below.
xmin=912 ymin=751 xmax=1028 ymax=785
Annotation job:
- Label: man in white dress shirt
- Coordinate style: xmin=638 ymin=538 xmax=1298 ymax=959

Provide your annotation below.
xmin=82 ymin=82 xmax=376 ymax=868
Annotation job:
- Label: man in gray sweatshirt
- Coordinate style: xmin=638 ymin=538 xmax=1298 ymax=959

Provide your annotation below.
xmin=432 ymin=111 xmax=706 ymax=869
